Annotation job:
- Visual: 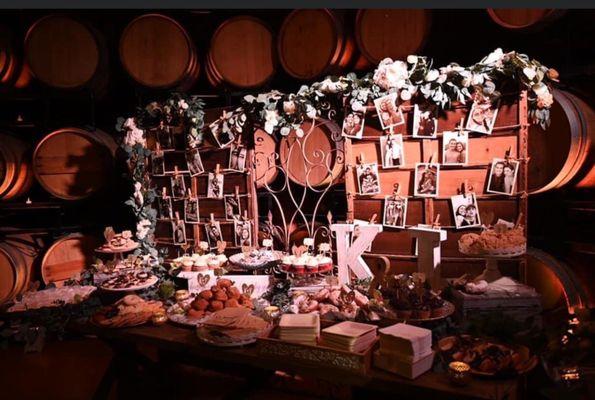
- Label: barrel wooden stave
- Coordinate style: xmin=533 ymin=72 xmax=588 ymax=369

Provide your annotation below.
xmin=0 ymin=133 xmax=33 ymax=200
xmin=0 ymin=237 xmax=36 ymax=305
xmin=355 ymin=9 xmax=431 ymax=65
xmin=207 ymin=16 xmax=275 ymax=89
xmin=120 ymin=14 xmax=199 ymax=89
xmin=25 ymin=15 xmax=106 ymax=90
xmin=487 ymin=9 xmax=565 ymax=31
xmin=33 ymin=128 xmax=116 ymax=200
xmin=41 ymin=233 xmax=99 ymax=287
xmin=529 ymin=89 xmax=595 ymax=193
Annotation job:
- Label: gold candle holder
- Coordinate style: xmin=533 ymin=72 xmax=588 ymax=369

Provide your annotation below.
xmin=448 ymin=361 xmax=471 ymax=386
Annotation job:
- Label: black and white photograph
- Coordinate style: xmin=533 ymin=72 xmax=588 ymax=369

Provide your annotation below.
xmin=374 ymin=93 xmax=405 ymax=130
xmin=184 ymin=197 xmax=200 ymax=224
xmin=380 ymin=134 xmax=405 ymax=168
xmin=465 ymin=97 xmax=499 ymax=135
xmin=224 ymin=194 xmax=241 ymax=221
xmin=207 ymin=172 xmax=224 ymax=199
xmin=170 ymin=175 xmax=186 ymax=199
xmin=205 ymin=221 xmax=223 ymax=248
xmin=486 ymin=157 xmax=520 ymax=195
xmin=228 ymin=143 xmax=247 ymax=172
xmin=414 ymin=163 xmax=440 ymax=197
xmin=234 ymin=220 xmax=252 ymax=247
xmin=157 ymin=195 xmax=173 ymax=220
xmin=442 ymin=131 xmax=468 ymax=165
xmin=210 ymin=120 xmax=237 ymax=148
xmin=341 ymin=108 xmax=366 ymax=139
xmin=451 ymin=193 xmax=482 ymax=229
xmin=412 ymin=105 xmax=437 ymax=138
xmin=356 ymin=163 xmax=381 ymax=195
xmin=156 ymin=126 xmax=175 ymax=150
xmin=383 ymin=196 xmax=408 ymax=229
xmin=171 ymin=219 xmax=187 ymax=245
xmin=185 ymin=148 xmax=205 ymax=177
xmin=151 ymin=152 xmax=165 ymax=176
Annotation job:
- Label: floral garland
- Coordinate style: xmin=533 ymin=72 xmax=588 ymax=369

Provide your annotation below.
xmin=211 ymin=49 xmax=558 ymax=137
xmin=116 ymin=93 xmax=205 ymax=297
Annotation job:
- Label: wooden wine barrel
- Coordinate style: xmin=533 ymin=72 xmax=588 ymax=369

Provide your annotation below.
xmin=0 ymin=132 xmax=34 ymax=201
xmin=0 ymin=241 xmax=33 ymax=305
xmin=277 ymin=9 xmax=354 ymax=80
xmin=254 ymin=128 xmax=279 ymax=188
xmin=526 ymin=248 xmax=588 ymax=311
xmin=487 ymin=9 xmax=565 ymax=31
xmin=279 ymin=119 xmax=344 ymax=188
xmin=528 ymin=89 xmax=595 ymax=193
xmin=24 ymin=15 xmax=108 ymax=91
xmin=0 ymin=25 xmax=31 ymax=89
xmin=206 ymin=16 xmax=275 ymax=89
xmin=41 ymin=233 xmax=99 ymax=286
xmin=120 ymin=14 xmax=200 ymax=90
xmin=355 ymin=9 xmax=431 ymax=65
xmin=33 ymin=128 xmax=117 ymax=200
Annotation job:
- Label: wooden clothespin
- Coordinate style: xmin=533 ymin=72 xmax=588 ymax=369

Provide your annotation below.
xmin=234 ymin=185 xmax=240 ymax=200
xmin=393 ymin=183 xmax=401 ymax=198
xmin=428 ymin=152 xmax=437 ymax=164
xmin=505 ymin=146 xmax=512 ymax=161
xmin=326 ymin=211 xmax=333 ymax=225
xmin=369 ymin=213 xmax=378 ymax=224
xmin=174 ymin=166 xmax=179 ymax=176
xmin=267 ymin=210 xmax=273 ymax=225
xmin=215 ymin=163 xmax=221 ymax=175
xmin=210 ymin=213 xmax=216 ymax=224
xmin=242 ymin=210 xmax=248 ymax=222
xmin=458 ymin=117 xmax=465 ymax=136
xmin=187 ymin=188 xmax=193 ymax=198
xmin=162 ymin=187 xmax=168 ymax=198
xmin=174 ymin=211 xmax=181 ymax=222
xmin=432 ymin=214 xmax=441 ymax=229
xmin=358 ymin=153 xmax=365 ymax=165
xmin=514 ymin=212 xmax=524 ymax=228
xmin=155 ymin=142 xmax=161 ymax=152
xmin=461 ymin=179 xmax=473 ymax=196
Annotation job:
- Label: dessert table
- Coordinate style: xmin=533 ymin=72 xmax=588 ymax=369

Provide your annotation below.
xmin=81 ymin=323 xmax=521 ymax=400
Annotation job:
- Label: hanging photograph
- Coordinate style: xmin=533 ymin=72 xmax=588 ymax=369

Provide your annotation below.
xmin=451 ymin=193 xmax=482 ymax=229
xmin=207 ymin=172 xmax=224 ymax=199
xmin=205 ymin=220 xmax=223 ymax=248
xmin=486 ymin=157 xmax=520 ymax=195
xmin=442 ymin=131 xmax=469 ymax=165
xmin=234 ymin=219 xmax=252 ymax=247
xmin=224 ymin=194 xmax=241 ymax=221
xmin=356 ymin=162 xmax=381 ymax=195
xmin=414 ymin=163 xmax=440 ymax=197
xmin=171 ymin=219 xmax=187 ymax=245
xmin=210 ymin=119 xmax=237 ymax=148
xmin=380 ymin=134 xmax=405 ymax=168
xmin=170 ymin=175 xmax=186 ymax=199
xmin=184 ymin=197 xmax=200 ymax=224
xmin=151 ymin=151 xmax=165 ymax=176
xmin=157 ymin=195 xmax=173 ymax=220
xmin=412 ymin=104 xmax=437 ymax=138
xmin=383 ymin=196 xmax=408 ymax=229
xmin=185 ymin=148 xmax=205 ymax=177
xmin=228 ymin=143 xmax=247 ymax=172
xmin=156 ymin=126 xmax=175 ymax=150
xmin=374 ymin=93 xmax=405 ymax=130
xmin=465 ymin=97 xmax=499 ymax=135
xmin=341 ymin=107 xmax=366 ymax=139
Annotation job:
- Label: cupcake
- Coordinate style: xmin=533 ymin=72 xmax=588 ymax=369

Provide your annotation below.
xmin=193 ymin=258 xmax=208 ymax=272
xmin=292 ymin=257 xmax=306 ymax=275
xmin=216 ymin=254 xmax=228 ymax=266
xmin=306 ymin=257 xmax=319 ymax=274
xmin=207 ymin=257 xmax=220 ymax=270
xmin=181 ymin=258 xmax=194 ymax=272
xmin=317 ymin=256 xmax=333 ymax=273
xmin=281 ymin=255 xmax=294 ymax=272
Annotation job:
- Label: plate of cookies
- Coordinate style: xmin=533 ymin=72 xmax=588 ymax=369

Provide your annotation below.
xmin=100 ymin=271 xmax=158 ymax=292
xmin=195 ymin=307 xmax=271 ymax=347
xmin=91 ymin=295 xmax=164 ymax=328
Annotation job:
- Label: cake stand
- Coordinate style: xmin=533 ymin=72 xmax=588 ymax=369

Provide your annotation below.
xmin=460 ymin=245 xmax=526 ymax=282
xmin=95 ymin=242 xmax=140 ymax=271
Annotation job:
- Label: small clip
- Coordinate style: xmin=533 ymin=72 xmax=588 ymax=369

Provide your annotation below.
xmin=235 ymin=185 xmax=240 ymax=199
xmin=432 ymin=214 xmax=441 ymax=228
xmin=369 ymin=213 xmax=378 ymax=224
xmin=515 ymin=212 xmax=524 ymax=228
xmin=505 ymin=146 xmax=512 ymax=160
xmin=243 ymin=210 xmax=248 ymax=221
xmin=326 ymin=211 xmax=333 ymax=224
xmin=175 ymin=211 xmax=181 ymax=222
xmin=174 ymin=166 xmax=179 ymax=176
xmin=162 ymin=187 xmax=167 ymax=198
xmin=429 ymin=152 xmax=437 ymax=164
xmin=358 ymin=153 xmax=365 ymax=165
xmin=215 ymin=164 xmax=221 ymax=175
xmin=210 ymin=213 xmax=215 ymax=224
xmin=393 ymin=183 xmax=401 ymax=197
xmin=155 ymin=142 xmax=161 ymax=152
xmin=187 ymin=188 xmax=193 ymax=198
xmin=458 ymin=117 xmax=465 ymax=135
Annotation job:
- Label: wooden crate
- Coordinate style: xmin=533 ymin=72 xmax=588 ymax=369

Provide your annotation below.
xmin=344 ymin=92 xmax=529 ymax=281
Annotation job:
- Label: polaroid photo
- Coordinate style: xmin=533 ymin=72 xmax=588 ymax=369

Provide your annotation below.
xmin=157 ymin=126 xmax=175 ymax=150
xmin=380 ymin=134 xmax=405 ymax=169
xmin=341 ymin=107 xmax=366 ymax=139
xmin=412 ymin=104 xmax=438 ymax=138
xmin=170 ymin=175 xmax=186 ymax=199
xmin=234 ymin=220 xmax=252 ymax=247
xmin=486 ymin=157 xmax=520 ymax=195
xmin=171 ymin=219 xmax=187 ymax=245
xmin=356 ymin=162 xmax=381 ymax=195
xmin=414 ymin=163 xmax=440 ymax=198
xmin=352 ymin=219 xmax=372 ymax=252
xmin=185 ymin=148 xmax=205 ymax=177
xmin=205 ymin=221 xmax=223 ymax=248
xmin=224 ymin=194 xmax=241 ymax=221
xmin=157 ymin=195 xmax=173 ymax=220
xmin=451 ymin=193 xmax=482 ymax=229
xmin=207 ymin=172 xmax=224 ymax=199
xmin=466 ymin=97 xmax=499 ymax=135
xmin=184 ymin=197 xmax=200 ymax=224
xmin=210 ymin=120 xmax=236 ymax=148
xmin=383 ymin=196 xmax=408 ymax=229
xmin=442 ymin=130 xmax=469 ymax=165
xmin=374 ymin=93 xmax=405 ymax=130
xmin=228 ymin=143 xmax=247 ymax=172
xmin=151 ymin=151 xmax=165 ymax=176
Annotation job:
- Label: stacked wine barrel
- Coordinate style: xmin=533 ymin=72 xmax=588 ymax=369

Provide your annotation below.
xmin=487 ymin=9 xmax=565 ymax=31
xmin=0 ymin=132 xmax=33 ymax=201
xmin=0 ymin=25 xmax=31 ymax=89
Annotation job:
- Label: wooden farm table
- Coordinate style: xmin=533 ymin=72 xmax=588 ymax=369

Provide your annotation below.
xmin=82 ymin=323 xmax=521 ymax=400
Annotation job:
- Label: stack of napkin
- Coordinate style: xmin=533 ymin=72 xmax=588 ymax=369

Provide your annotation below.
xmin=320 ymin=321 xmax=377 ymax=353
xmin=374 ymin=323 xmax=434 ymax=379
xmin=278 ymin=314 xmax=320 ymax=345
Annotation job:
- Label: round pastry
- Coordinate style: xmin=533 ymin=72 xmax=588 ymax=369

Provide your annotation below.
xmin=228 ymin=286 xmax=241 ymax=300
xmin=217 ymin=278 xmax=233 ymax=289
xmin=199 ymin=290 xmax=214 ymax=300
xmin=225 ymin=299 xmax=240 ymax=308
xmin=306 ymin=257 xmax=319 ymax=274
xmin=292 ymin=257 xmax=306 ymax=275
xmin=209 ymin=300 xmax=224 ymax=311
xmin=317 ymin=256 xmax=333 ymax=273
xmin=137 ymin=271 xmax=149 ymax=280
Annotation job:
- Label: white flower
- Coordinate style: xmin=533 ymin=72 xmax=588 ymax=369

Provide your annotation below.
xmin=177 ymin=99 xmax=189 ymax=110
xmin=459 ymin=70 xmax=472 ymax=87
xmin=407 ymin=55 xmax=418 ymax=64
xmin=280 ymin=126 xmax=291 ymax=136
xmin=295 ymin=128 xmax=304 ymax=138
xmin=264 ymin=110 xmax=279 ymax=134
xmin=437 ymin=74 xmax=447 ymax=84
xmin=532 ymin=82 xmax=548 ymax=96
xmin=199 ymin=241 xmax=209 ymax=251
xmin=305 ymin=104 xmax=317 ymax=119
xmin=425 ymin=69 xmax=439 ymax=82
xmin=373 ymin=59 xmax=408 ymax=90
xmin=400 ymin=89 xmax=412 ymax=101
xmin=471 ymin=73 xmax=485 ymax=86
xmin=243 ymin=94 xmax=256 ymax=103
xmin=136 ymin=219 xmax=151 ymax=240
xmin=523 ymin=67 xmax=537 ymax=81
xmin=351 ymin=100 xmax=364 ymax=112
xmin=483 ymin=48 xmax=504 ymax=66
xmin=123 ymin=118 xmax=146 ymax=147
xmin=319 ymin=78 xmax=346 ymax=93
xmin=133 ymin=182 xmax=143 ymax=206
xmin=283 ymin=100 xmax=296 ymax=114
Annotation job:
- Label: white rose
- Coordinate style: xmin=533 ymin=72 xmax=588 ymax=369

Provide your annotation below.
xmin=483 ymin=48 xmax=504 ymax=66
xmin=400 ymin=89 xmax=412 ymax=101
xmin=306 ymin=104 xmax=317 ymax=119
xmin=532 ymin=82 xmax=548 ymax=96
xmin=295 ymin=128 xmax=304 ymax=138
xmin=437 ymin=74 xmax=447 ymax=84
xmin=425 ymin=69 xmax=439 ymax=82
xmin=523 ymin=67 xmax=537 ymax=81
xmin=471 ymin=73 xmax=485 ymax=85
xmin=264 ymin=110 xmax=279 ymax=134
xmin=177 ymin=99 xmax=189 ymax=110
xmin=351 ymin=100 xmax=364 ymax=112
xmin=199 ymin=241 xmax=209 ymax=250
xmin=280 ymin=126 xmax=291 ymax=136
xmin=407 ymin=55 xmax=418 ymax=64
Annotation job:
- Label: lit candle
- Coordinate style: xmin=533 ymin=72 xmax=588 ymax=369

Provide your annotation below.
xmin=448 ymin=361 xmax=471 ymax=386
